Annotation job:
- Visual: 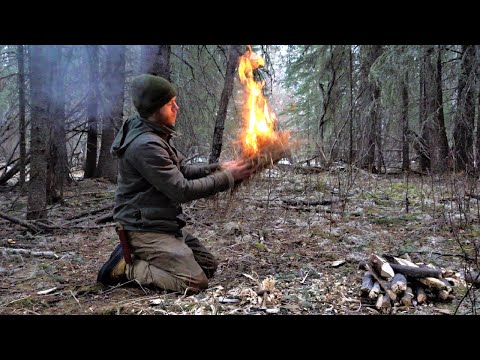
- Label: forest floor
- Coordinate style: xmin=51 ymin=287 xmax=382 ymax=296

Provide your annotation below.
xmin=1 ymin=164 xmax=479 ymax=315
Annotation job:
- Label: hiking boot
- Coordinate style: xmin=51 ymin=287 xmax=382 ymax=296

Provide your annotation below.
xmin=97 ymin=244 xmax=127 ymax=286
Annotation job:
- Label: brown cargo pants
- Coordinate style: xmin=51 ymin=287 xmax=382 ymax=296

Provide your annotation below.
xmin=125 ymin=229 xmax=218 ymax=294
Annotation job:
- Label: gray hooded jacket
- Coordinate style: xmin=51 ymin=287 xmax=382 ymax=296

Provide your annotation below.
xmin=111 ymin=114 xmax=235 ymax=233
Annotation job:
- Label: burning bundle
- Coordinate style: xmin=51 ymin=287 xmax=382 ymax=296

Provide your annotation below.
xmin=236 ymin=46 xmax=292 ymax=171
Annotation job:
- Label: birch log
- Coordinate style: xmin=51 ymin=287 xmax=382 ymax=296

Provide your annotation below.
xmin=418 ymin=277 xmax=451 ymax=292
xmin=400 ymin=286 xmax=414 ymax=307
xmin=369 ymin=254 xmax=395 ymax=279
xmin=366 ymin=264 xmax=397 ymax=301
xmin=392 ymin=256 xmax=419 ymax=267
xmin=381 ymin=294 xmax=392 ymax=314
xmin=361 ymin=271 xmax=375 ymax=296
xmin=415 ymin=282 xmax=428 ymax=304
xmin=391 ymin=273 xmax=407 ymax=294
xmin=369 ymin=282 xmax=381 ymax=299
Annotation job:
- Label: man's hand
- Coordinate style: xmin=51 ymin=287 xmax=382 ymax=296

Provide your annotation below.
xmin=221 ymin=159 xmax=255 ymax=183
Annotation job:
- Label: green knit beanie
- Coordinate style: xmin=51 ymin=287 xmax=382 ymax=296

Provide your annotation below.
xmin=130 ymin=74 xmax=177 ymax=118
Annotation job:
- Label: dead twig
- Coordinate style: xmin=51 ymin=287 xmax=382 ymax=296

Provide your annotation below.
xmin=1 ymin=295 xmax=31 ymax=307
xmin=300 ymin=270 xmax=310 ymax=284
xmin=70 ymin=290 xmax=81 ymax=307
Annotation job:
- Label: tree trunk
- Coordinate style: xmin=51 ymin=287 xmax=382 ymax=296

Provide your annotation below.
xmin=27 ymin=45 xmax=51 ymax=219
xmin=84 ymin=45 xmax=100 ymax=178
xmin=453 ymin=45 xmax=476 ymax=173
xmin=359 ymin=45 xmax=383 ymax=172
xmin=477 ymin=46 xmax=480 ymax=173
xmin=209 ymin=45 xmax=241 ymax=164
xmin=401 ymin=70 xmax=410 ymax=171
xmin=374 ymin=85 xmax=383 ymax=173
xmin=140 ymin=45 xmax=171 ymax=80
xmin=46 ymin=45 xmax=67 ymax=204
xmin=434 ymin=46 xmax=450 ymax=172
xmin=419 ymin=52 xmax=430 ymax=171
xmin=17 ymin=45 xmax=27 ymax=188
xmin=423 ymin=46 xmax=449 ymax=174
xmin=95 ymin=45 xmax=126 ymax=182
xmin=349 ymin=45 xmax=354 ymax=164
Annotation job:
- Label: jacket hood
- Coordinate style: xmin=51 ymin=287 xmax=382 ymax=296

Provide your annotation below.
xmin=111 ymin=114 xmax=176 ymax=156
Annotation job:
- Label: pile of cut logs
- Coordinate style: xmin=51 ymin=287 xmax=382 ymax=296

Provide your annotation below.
xmin=360 ymin=254 xmax=461 ymax=314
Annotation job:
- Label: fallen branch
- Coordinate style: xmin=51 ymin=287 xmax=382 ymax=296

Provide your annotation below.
xmin=38 ymin=223 xmax=114 ymax=230
xmin=282 ymin=199 xmax=333 ymax=207
xmin=95 ymin=213 xmax=114 ymax=224
xmin=276 ymin=164 xmax=327 ymax=174
xmin=0 ymin=212 xmax=114 ymax=232
xmin=280 ymin=204 xmax=328 ymax=212
xmin=65 ymin=224 xmax=115 ymax=229
xmin=0 ymin=247 xmax=58 ymax=259
xmin=0 ymin=211 xmax=42 ymax=233
xmin=0 ymin=156 xmax=30 ymax=185
xmin=65 ymin=204 xmax=113 ymax=222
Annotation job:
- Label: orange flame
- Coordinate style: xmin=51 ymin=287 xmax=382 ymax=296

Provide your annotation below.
xmin=238 ymin=46 xmax=285 ymax=158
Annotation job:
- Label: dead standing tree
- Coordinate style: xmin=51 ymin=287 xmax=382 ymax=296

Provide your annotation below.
xmin=209 ymin=45 xmax=242 ymax=164
xmin=95 ymin=45 xmax=126 ymax=182
xmin=140 ymin=45 xmax=171 ymax=80
xmin=84 ymin=45 xmax=100 ymax=179
xmin=46 ymin=45 xmax=67 ymax=204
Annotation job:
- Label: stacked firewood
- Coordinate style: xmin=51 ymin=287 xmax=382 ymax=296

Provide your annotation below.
xmin=360 ymin=254 xmax=461 ymax=314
